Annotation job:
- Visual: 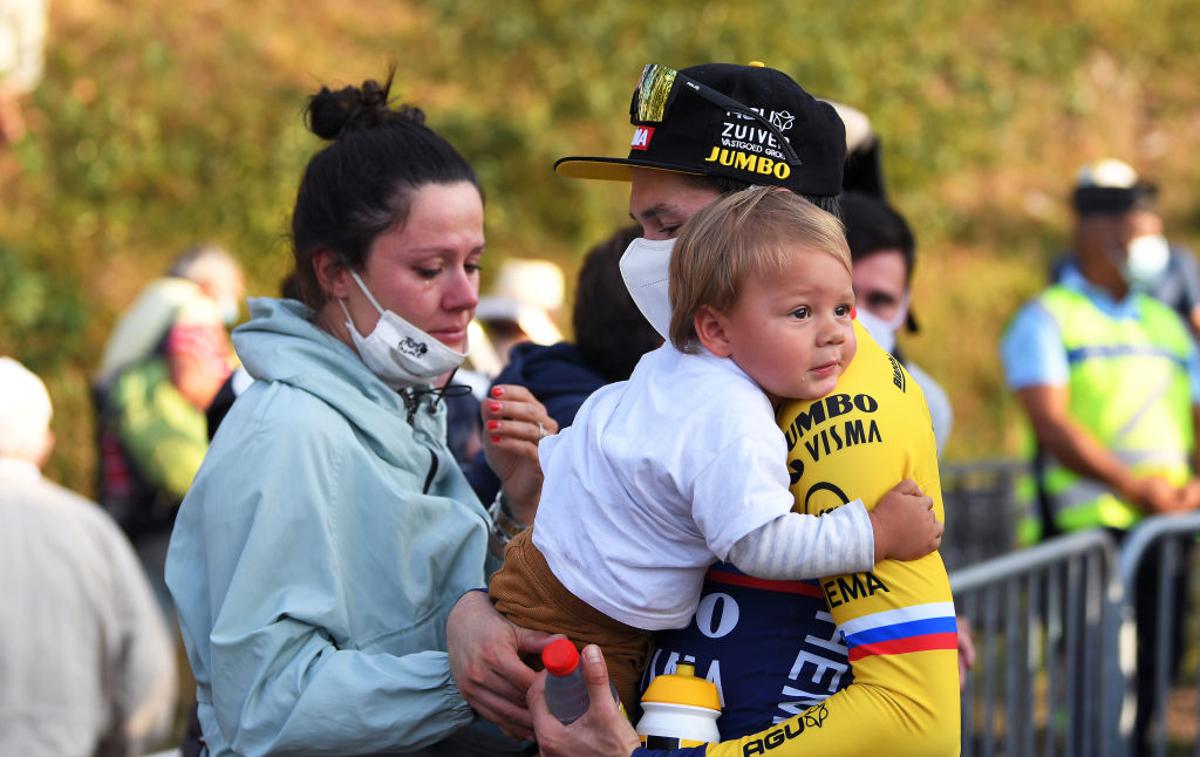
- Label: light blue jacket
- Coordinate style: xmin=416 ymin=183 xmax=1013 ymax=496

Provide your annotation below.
xmin=166 ymin=298 xmax=493 ymax=755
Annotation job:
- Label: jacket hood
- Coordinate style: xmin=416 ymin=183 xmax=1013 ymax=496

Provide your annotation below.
xmin=233 ymin=298 xmax=443 ymax=465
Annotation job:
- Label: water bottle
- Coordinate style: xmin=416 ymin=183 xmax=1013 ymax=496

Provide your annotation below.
xmin=636 ymin=662 xmax=721 ymax=748
xmin=542 ymin=638 xmax=624 ymax=724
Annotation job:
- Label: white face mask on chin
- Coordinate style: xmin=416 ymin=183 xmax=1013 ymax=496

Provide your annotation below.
xmin=338 ymin=270 xmax=467 ymax=389
xmin=619 ymin=236 xmax=675 ymax=340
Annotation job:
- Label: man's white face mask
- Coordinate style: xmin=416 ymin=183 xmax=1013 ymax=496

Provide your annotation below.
xmin=855 ymin=307 xmax=896 ymax=355
xmin=338 ymin=270 xmax=467 ymax=389
xmin=1123 ymin=234 xmax=1170 ymax=291
xmin=619 ymin=236 xmax=675 ymax=340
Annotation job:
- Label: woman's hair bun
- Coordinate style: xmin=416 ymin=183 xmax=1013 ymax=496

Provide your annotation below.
xmin=305 ymin=72 xmax=426 ymax=141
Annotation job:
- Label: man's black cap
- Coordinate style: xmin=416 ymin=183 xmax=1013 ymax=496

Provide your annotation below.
xmin=1071 ymin=158 xmax=1158 ymax=215
xmin=555 ymin=62 xmax=846 ymax=197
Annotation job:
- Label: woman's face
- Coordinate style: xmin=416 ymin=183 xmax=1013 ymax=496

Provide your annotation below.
xmin=343 ymin=181 xmax=484 ymax=353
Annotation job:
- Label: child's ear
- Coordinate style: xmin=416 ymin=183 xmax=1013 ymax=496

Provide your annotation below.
xmin=694 ymin=305 xmax=733 ymax=357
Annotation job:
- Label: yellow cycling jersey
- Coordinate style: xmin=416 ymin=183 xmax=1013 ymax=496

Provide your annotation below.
xmin=704 ymin=322 xmax=960 ymax=756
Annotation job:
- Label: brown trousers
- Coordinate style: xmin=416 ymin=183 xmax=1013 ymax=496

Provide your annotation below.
xmin=489 ymin=528 xmax=653 ymax=711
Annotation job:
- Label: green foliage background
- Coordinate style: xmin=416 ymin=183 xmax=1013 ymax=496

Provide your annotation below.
xmin=3 ymin=0 xmax=1199 ymax=495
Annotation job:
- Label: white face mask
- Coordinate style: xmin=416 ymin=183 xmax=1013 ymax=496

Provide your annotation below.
xmin=619 ymin=236 xmax=675 ymax=340
xmin=855 ymin=307 xmax=897 ymax=354
xmin=338 ymin=270 xmax=467 ymax=388
xmin=1123 ymin=234 xmax=1170 ymax=290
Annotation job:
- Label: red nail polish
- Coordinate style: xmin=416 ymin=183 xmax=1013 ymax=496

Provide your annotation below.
xmin=490 ymin=435 xmax=501 ymax=443
xmin=491 ymin=386 xmax=505 ymax=397
xmin=486 ymin=420 xmax=500 ymax=431
xmin=488 ymin=402 xmax=501 ymax=413
xmin=850 ymin=306 xmax=857 ymax=320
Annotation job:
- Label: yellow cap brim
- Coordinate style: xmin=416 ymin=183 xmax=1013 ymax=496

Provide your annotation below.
xmin=554 ymin=155 xmax=704 ymax=183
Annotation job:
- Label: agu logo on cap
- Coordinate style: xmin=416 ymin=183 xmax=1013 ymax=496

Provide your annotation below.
xmin=630 ymin=126 xmax=655 ymax=151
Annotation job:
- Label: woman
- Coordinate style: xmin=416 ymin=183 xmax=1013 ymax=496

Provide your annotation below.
xmin=165 ymin=76 xmax=555 ymax=755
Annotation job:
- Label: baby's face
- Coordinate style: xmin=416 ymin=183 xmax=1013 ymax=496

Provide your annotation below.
xmin=722 ymin=246 xmax=857 ymax=402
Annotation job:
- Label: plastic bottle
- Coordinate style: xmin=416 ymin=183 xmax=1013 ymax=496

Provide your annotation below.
xmin=542 ymin=638 xmax=623 ymax=724
xmin=636 ymin=662 xmax=722 ymax=748
xmin=542 ymin=638 xmax=592 ymax=724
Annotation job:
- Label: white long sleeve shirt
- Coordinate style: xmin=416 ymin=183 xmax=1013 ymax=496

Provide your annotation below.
xmin=534 ymin=345 xmax=874 ymax=630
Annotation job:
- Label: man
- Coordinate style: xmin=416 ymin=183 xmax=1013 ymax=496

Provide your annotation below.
xmin=1050 ymin=159 xmax=1200 ymax=336
xmin=0 ymin=356 xmax=176 ymax=756
xmin=447 ymin=61 xmax=967 ymax=751
xmin=1001 ymin=161 xmax=1200 ymax=750
xmin=841 ymin=191 xmax=952 ymax=453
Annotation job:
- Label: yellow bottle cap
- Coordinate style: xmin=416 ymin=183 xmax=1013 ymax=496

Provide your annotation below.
xmin=747 ymin=60 xmax=766 ymax=67
xmin=640 ymin=663 xmax=721 ymax=710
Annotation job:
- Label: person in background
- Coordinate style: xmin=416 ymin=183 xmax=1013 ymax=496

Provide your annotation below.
xmin=1051 ymin=159 xmax=1200 ymax=336
xmin=0 ymin=356 xmax=176 ymax=756
xmin=467 ymin=224 xmax=662 ymax=503
xmin=828 ymin=101 xmax=885 ymax=199
xmin=1001 ymin=158 xmax=1200 ymax=752
xmin=841 ymin=191 xmax=953 ymax=453
xmin=0 ymin=0 xmax=45 ymax=144
xmin=204 ymin=273 xmax=302 ymax=438
xmin=94 ymin=243 xmax=243 ymax=613
xmin=165 ymin=75 xmax=556 ymax=755
xmin=473 ymin=258 xmax=566 ymax=372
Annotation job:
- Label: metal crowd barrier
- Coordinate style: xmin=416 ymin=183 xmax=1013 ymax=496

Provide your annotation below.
xmin=940 ymin=459 xmax=1026 ymax=571
xmin=950 ymin=529 xmax=1120 ymax=757
xmin=1106 ymin=511 xmax=1200 ymax=757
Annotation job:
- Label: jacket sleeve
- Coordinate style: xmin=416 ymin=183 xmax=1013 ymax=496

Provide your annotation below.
xmin=194 ymin=422 xmax=475 ymax=754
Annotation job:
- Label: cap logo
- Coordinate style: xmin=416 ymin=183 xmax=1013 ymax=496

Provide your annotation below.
xmin=630 ymin=126 xmax=655 ymax=151
xmin=704 ymin=147 xmax=791 ymax=180
xmin=717 ymin=106 xmax=796 ymax=165
xmin=769 ymin=110 xmax=795 ymax=132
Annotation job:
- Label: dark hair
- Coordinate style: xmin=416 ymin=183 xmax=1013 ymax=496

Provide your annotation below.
xmin=290 ymin=74 xmax=480 ymax=308
xmin=573 ymin=225 xmax=662 ymax=383
xmin=682 ymin=173 xmax=842 ymax=220
xmin=839 ymin=191 xmax=915 ymax=282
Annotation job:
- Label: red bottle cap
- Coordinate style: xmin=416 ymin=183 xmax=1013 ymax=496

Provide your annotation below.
xmin=541 ymin=638 xmax=580 ymax=676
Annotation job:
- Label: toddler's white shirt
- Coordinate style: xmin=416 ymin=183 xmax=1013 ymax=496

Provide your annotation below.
xmin=534 ymin=344 xmax=847 ymax=630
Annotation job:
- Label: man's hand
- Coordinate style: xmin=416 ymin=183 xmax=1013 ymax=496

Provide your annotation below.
xmin=957 ymin=616 xmax=976 ymax=690
xmin=528 ymin=645 xmax=641 ymax=757
xmin=1178 ymin=478 xmax=1200 ymax=512
xmin=446 ymin=591 xmax=555 ymax=741
xmin=1123 ymin=475 xmax=1181 ymax=515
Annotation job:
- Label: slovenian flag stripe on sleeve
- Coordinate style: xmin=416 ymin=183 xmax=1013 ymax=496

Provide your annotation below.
xmin=839 ymin=602 xmax=958 ymax=661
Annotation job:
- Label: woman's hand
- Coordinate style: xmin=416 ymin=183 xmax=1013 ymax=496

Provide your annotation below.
xmin=528 ymin=645 xmax=642 ymax=757
xmin=482 ymin=384 xmax=557 ymax=523
xmin=446 ymin=590 xmax=556 ymax=741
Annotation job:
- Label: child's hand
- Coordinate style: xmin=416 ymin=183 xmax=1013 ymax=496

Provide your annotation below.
xmin=868 ymin=479 xmax=942 ymax=562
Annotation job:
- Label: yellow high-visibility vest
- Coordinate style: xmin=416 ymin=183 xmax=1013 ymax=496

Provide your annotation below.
xmin=1017 ymin=284 xmax=1193 ymax=544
